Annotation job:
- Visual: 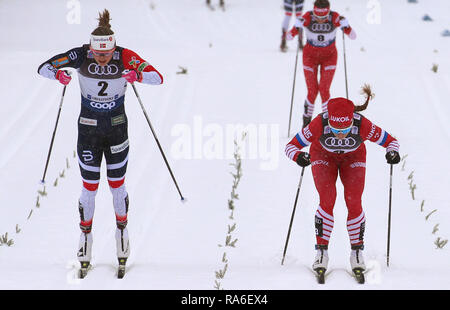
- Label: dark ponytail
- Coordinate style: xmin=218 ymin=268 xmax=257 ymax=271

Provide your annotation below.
xmin=354 ymin=84 xmax=374 ymax=112
xmin=314 ymin=0 xmax=330 ymax=8
xmin=91 ymin=9 xmax=114 ymax=35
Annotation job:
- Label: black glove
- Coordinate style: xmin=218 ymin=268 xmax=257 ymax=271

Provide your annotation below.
xmin=385 ymin=151 xmax=400 ymax=165
xmin=296 ymin=152 xmax=311 ymax=167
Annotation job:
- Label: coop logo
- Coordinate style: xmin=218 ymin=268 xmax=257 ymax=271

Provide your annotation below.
xmin=330 ymin=115 xmax=350 ymax=123
xmin=88 ymin=63 xmax=119 ymax=75
xmin=90 ymin=101 xmax=116 ymax=110
xmin=324 ymin=137 xmax=357 ymax=147
xmin=312 ymin=23 xmax=332 ymax=32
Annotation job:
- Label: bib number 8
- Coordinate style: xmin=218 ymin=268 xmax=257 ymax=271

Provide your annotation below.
xmin=317 ymin=35 xmax=325 ymax=42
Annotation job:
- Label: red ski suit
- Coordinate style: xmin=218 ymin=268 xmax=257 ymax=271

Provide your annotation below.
xmin=288 ymin=11 xmax=355 ymax=116
xmin=285 ymin=112 xmax=399 ymax=246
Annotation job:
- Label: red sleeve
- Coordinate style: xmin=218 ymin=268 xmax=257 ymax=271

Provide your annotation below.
xmin=360 ymin=117 xmax=400 ymax=152
xmin=331 ymin=12 xmax=341 ymax=27
xmin=302 ymin=11 xmax=312 ymax=27
xmin=285 ymin=116 xmax=322 ymax=162
xmin=122 ymin=48 xmax=163 ymax=83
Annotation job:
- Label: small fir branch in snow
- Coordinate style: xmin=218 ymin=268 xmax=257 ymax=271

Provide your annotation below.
xmin=401 ymin=160 xmax=407 ymax=171
xmin=0 ymin=233 xmax=14 ymax=247
xmin=213 ymin=133 xmax=246 ymax=290
xmin=73 ymin=150 xmax=76 ymax=158
xmin=431 ymin=64 xmax=438 ymax=73
xmin=59 ymin=169 xmax=65 ymax=178
xmin=15 ymin=224 xmax=21 ymax=234
xmin=27 ymin=209 xmax=33 ymax=220
xmin=35 ymin=196 xmax=40 ymax=208
xmin=425 ymin=209 xmax=437 ymax=221
xmin=214 ymin=280 xmax=221 ymax=290
xmin=435 ymin=238 xmax=448 ymax=249
xmin=215 ymin=263 xmax=228 ymax=279
xmin=408 ymin=180 xmax=417 ymax=200
xmin=420 ymin=200 xmax=425 ymax=212
xmin=228 ymin=223 xmax=236 ymax=234
xmin=66 ymin=158 xmax=70 ymax=169
xmin=176 ymin=66 xmax=188 ymax=75
xmin=38 ymin=187 xmax=47 ymax=197
xmin=53 ymin=178 xmax=58 ymax=187
xmin=407 ymin=171 xmax=414 ymax=180
xmin=432 ymin=224 xmax=439 ymax=234
xmin=149 ymin=1 xmax=156 ymax=10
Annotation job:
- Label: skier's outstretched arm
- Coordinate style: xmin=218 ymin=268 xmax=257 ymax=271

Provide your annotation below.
xmin=37 ymin=47 xmax=85 ymax=83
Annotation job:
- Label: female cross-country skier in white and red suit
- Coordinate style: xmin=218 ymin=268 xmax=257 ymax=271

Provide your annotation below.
xmin=37 ymin=9 xmax=163 ymax=275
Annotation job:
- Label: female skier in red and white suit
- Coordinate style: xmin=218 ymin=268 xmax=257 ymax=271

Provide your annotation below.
xmin=286 ymin=0 xmax=357 ymax=128
xmin=285 ymin=96 xmax=400 ymax=272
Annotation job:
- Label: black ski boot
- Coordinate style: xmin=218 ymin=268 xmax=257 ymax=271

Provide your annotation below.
xmin=312 ymin=244 xmax=329 ymax=284
xmin=350 ymin=245 xmax=366 ymax=284
xmin=117 ymin=257 xmax=127 ymax=279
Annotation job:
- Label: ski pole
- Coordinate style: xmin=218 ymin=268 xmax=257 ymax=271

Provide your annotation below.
xmin=130 ymin=83 xmax=186 ymax=202
xmin=386 ymin=164 xmax=393 ymax=267
xmin=287 ymin=39 xmax=301 ymax=138
xmin=40 ymin=84 xmax=68 ymax=184
xmin=281 ymin=166 xmax=306 ymax=265
xmin=342 ymin=32 xmax=349 ymax=99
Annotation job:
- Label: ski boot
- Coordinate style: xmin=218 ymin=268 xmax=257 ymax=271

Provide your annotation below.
xmin=117 ymin=257 xmax=127 ymax=279
xmin=116 ymin=226 xmax=130 ymax=279
xmin=312 ymin=244 xmax=329 ymax=284
xmin=280 ymin=30 xmax=288 ymax=52
xmin=350 ymin=244 xmax=366 ymax=284
xmin=77 ymin=232 xmax=93 ymax=279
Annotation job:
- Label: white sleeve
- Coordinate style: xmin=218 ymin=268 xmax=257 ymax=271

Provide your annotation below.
xmin=294 ymin=18 xmax=305 ymax=29
xmin=339 ymin=17 xmax=349 ymax=29
xmin=141 ymin=71 xmax=162 ymax=85
xmin=38 ymin=63 xmax=57 ymax=80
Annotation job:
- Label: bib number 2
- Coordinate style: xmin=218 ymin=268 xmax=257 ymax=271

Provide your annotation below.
xmin=98 ymin=81 xmax=108 ymax=96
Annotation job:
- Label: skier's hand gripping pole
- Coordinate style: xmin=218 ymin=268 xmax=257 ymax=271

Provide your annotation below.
xmin=40 ymin=71 xmax=71 ymax=184
xmin=130 ymin=82 xmax=186 ymax=203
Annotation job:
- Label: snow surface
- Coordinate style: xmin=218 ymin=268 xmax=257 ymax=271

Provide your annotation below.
xmin=0 ymin=0 xmax=449 ymax=290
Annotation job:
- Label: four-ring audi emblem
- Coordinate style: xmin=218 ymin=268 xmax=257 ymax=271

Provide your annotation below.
xmin=324 ymin=137 xmax=357 ymax=147
xmin=88 ymin=63 xmax=119 ymax=75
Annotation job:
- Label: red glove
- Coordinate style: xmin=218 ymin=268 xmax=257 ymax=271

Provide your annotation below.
xmin=56 ymin=70 xmax=71 ymax=85
xmin=286 ymin=27 xmax=299 ymax=41
xmin=122 ymin=70 xmax=142 ymax=83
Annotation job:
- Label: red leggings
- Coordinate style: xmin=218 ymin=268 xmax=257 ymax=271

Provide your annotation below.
xmin=302 ymin=44 xmax=337 ymax=116
xmin=310 ymin=146 xmax=366 ymax=246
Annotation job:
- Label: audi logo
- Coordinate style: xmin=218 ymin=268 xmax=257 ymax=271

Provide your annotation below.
xmin=311 ymin=23 xmax=332 ymax=32
xmin=324 ymin=137 xmax=357 ymax=147
xmin=88 ymin=63 xmax=119 ymax=75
